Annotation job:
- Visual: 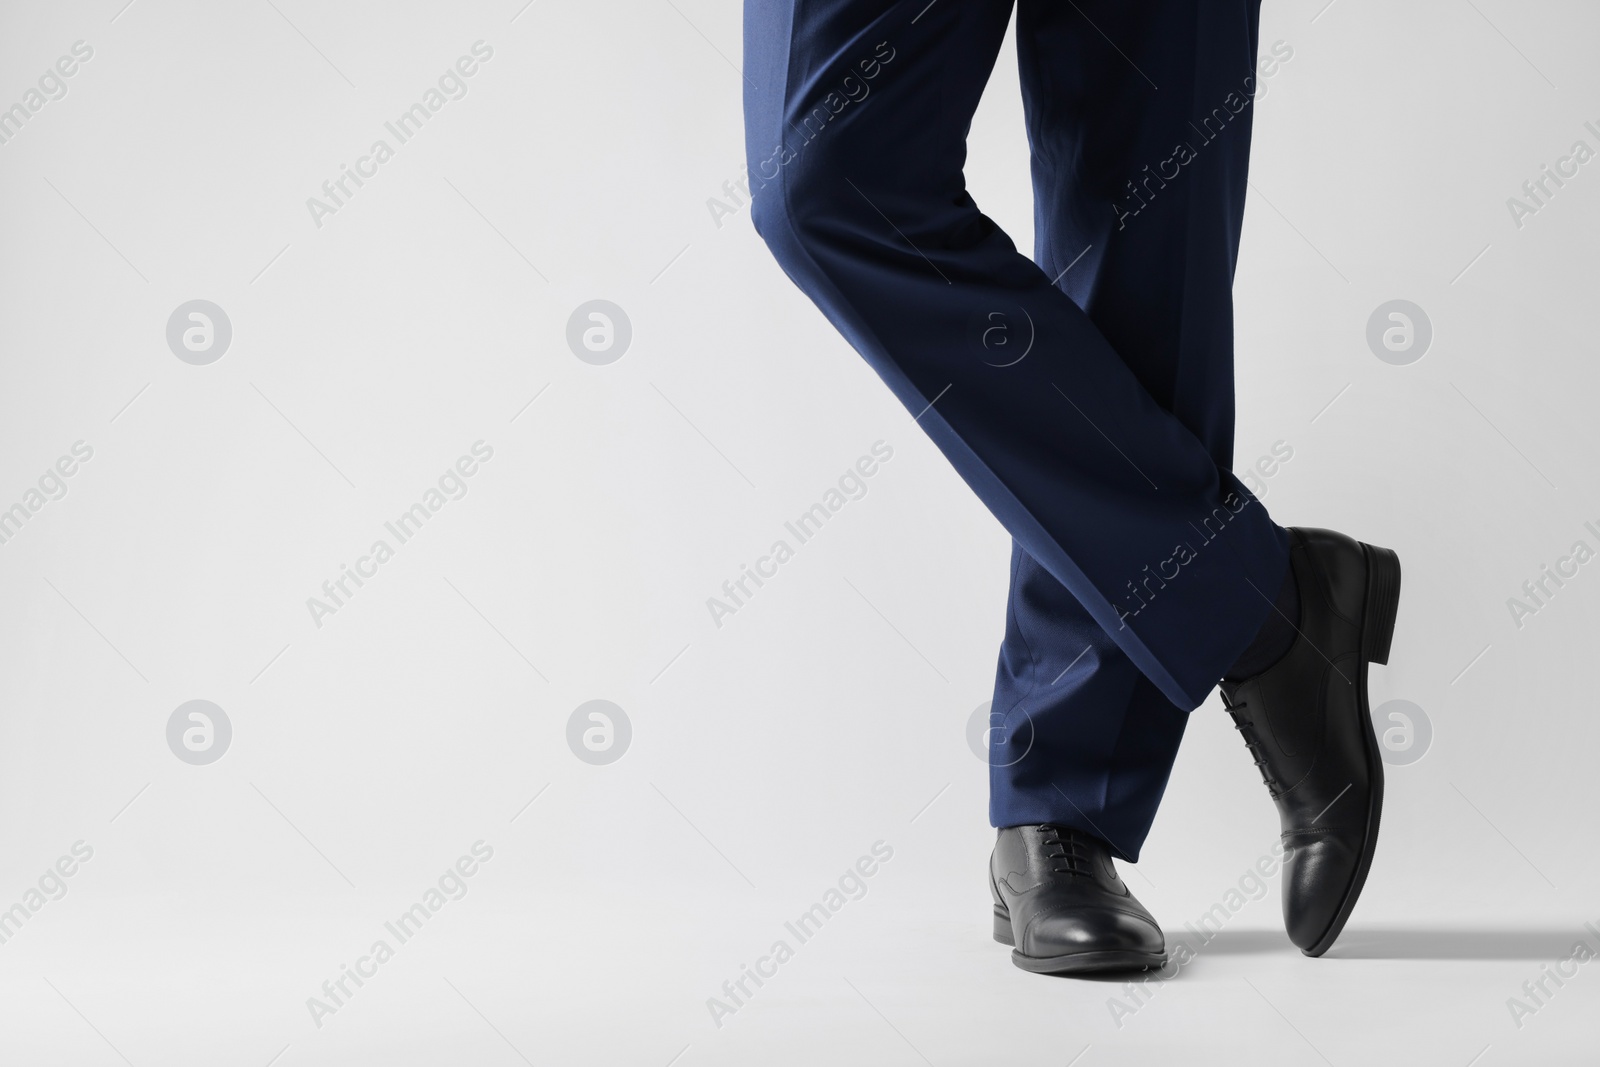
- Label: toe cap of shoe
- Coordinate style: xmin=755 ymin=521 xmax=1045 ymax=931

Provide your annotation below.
xmin=1282 ymin=833 xmax=1363 ymax=952
xmin=1022 ymin=905 xmax=1165 ymax=958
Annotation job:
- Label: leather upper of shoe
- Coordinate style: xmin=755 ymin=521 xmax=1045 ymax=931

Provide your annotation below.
xmin=1218 ymin=527 xmax=1377 ymax=949
xmin=991 ymin=825 xmax=1163 ymax=958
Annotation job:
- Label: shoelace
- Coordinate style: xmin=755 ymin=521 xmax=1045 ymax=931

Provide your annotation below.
xmin=1220 ymin=692 xmax=1283 ymax=794
xmin=1038 ymin=825 xmax=1092 ymax=876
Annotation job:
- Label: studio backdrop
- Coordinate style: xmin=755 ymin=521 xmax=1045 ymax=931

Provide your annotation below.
xmin=1 ymin=0 xmax=1597 ymax=1064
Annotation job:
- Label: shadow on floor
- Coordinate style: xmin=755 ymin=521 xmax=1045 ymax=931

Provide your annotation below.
xmin=1196 ymin=926 xmax=1587 ymax=961
xmin=1035 ymin=926 xmax=1586 ymax=981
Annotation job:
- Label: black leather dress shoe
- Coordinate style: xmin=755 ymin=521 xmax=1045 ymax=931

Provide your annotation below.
xmin=1219 ymin=527 xmax=1401 ymax=957
xmin=990 ymin=825 xmax=1166 ymax=974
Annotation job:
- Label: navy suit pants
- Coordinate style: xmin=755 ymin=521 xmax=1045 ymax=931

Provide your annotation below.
xmin=743 ymin=0 xmax=1292 ymax=860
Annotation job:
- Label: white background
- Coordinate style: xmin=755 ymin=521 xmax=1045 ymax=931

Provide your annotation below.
xmin=1 ymin=0 xmax=1598 ymax=1063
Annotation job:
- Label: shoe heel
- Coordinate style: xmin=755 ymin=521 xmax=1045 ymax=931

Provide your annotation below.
xmin=1361 ymin=544 xmax=1402 ymax=665
xmin=992 ymin=905 xmax=1014 ymax=946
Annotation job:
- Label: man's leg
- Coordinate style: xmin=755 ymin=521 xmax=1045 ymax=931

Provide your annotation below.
xmin=989 ymin=549 xmax=1186 ymax=863
xmin=988 ymin=0 xmax=1274 ymax=862
xmin=742 ymin=0 xmax=1290 ymax=716
xmin=997 ymin=0 xmax=1401 ymax=962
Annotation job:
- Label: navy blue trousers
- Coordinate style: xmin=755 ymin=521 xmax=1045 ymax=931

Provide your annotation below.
xmin=744 ymin=0 xmax=1291 ymax=860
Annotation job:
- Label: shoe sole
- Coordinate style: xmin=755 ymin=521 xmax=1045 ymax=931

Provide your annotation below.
xmin=1301 ymin=541 xmax=1400 ymax=958
xmin=992 ymin=906 xmax=1167 ymax=974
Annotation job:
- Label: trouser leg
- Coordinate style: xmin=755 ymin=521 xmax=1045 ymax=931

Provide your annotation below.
xmin=987 ymin=0 xmax=1279 ymax=859
xmin=742 ymin=0 xmax=1289 ymax=719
